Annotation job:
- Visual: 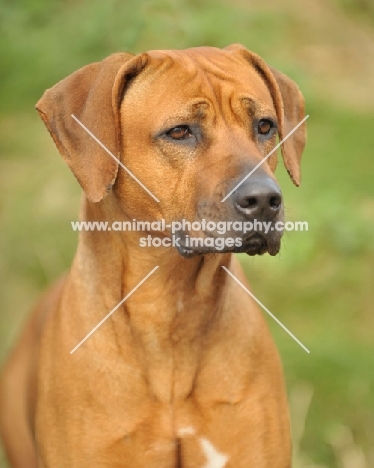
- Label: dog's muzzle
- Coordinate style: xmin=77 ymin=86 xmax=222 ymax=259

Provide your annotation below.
xmin=175 ymin=174 xmax=284 ymax=258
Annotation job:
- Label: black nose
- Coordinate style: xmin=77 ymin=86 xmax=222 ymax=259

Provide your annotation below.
xmin=234 ymin=176 xmax=282 ymax=220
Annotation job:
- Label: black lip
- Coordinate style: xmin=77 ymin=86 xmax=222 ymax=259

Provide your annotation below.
xmin=175 ymin=233 xmax=280 ymax=258
xmin=236 ymin=234 xmax=268 ymax=255
xmin=177 ymin=245 xmax=198 ymax=258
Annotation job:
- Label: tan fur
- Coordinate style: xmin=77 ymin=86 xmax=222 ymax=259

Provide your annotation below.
xmin=0 ymin=45 xmax=306 ymax=467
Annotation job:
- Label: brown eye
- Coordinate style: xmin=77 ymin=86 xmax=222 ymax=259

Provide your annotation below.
xmin=258 ymin=119 xmax=273 ymax=135
xmin=167 ymin=126 xmax=193 ymax=140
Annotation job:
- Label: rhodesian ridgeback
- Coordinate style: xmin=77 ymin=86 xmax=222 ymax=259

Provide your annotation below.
xmin=0 ymin=44 xmax=306 ymax=467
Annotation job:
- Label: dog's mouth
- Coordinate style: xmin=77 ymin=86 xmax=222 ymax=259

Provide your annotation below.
xmin=236 ymin=234 xmax=279 ymax=256
xmin=175 ymin=233 xmax=281 ymax=258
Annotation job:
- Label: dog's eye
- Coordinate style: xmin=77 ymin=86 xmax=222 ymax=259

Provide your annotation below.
xmin=257 ymin=119 xmax=274 ymax=135
xmin=166 ymin=126 xmax=193 ymax=140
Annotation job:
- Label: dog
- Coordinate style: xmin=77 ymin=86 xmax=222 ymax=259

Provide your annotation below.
xmin=0 ymin=44 xmax=306 ymax=467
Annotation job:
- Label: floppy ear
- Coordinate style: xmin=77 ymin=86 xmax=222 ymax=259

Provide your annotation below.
xmin=36 ymin=52 xmax=148 ymax=202
xmin=269 ymin=67 xmax=306 ymax=186
xmin=225 ymin=44 xmax=306 ymax=186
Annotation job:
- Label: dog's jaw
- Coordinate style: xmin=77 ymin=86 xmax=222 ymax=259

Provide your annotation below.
xmin=175 ymin=232 xmax=281 ymax=258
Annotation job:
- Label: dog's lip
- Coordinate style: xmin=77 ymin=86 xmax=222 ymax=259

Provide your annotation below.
xmin=177 ymin=246 xmax=198 ymax=258
xmin=241 ymin=234 xmax=268 ymax=255
xmin=241 ymin=234 xmax=280 ymax=256
xmin=175 ymin=233 xmax=280 ymax=258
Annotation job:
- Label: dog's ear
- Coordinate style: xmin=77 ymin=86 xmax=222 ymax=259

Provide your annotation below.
xmin=225 ymin=44 xmax=306 ymax=186
xmin=268 ymin=67 xmax=306 ymax=186
xmin=36 ymin=52 xmax=148 ymax=202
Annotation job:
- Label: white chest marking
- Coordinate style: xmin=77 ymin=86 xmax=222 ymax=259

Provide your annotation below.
xmin=200 ymin=437 xmax=228 ymax=468
xmin=178 ymin=426 xmax=196 ymax=437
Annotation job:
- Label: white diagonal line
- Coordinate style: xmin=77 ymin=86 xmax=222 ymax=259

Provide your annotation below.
xmin=221 ymin=115 xmax=309 ymax=202
xmin=71 ymin=114 xmax=160 ymax=203
xmin=222 ymin=266 xmax=310 ymax=353
xmin=70 ymin=266 xmax=159 ymax=354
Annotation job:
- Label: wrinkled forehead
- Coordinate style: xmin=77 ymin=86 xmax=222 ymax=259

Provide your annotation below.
xmin=124 ymin=47 xmax=275 ymax=117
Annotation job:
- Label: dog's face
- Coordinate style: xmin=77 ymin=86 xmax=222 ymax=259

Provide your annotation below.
xmin=36 ymin=45 xmax=306 ymax=257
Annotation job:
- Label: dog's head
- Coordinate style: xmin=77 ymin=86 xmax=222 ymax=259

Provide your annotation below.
xmin=36 ymin=44 xmax=306 ymax=257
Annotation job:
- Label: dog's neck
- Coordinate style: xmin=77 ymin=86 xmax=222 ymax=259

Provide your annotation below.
xmin=76 ymin=194 xmax=231 ymax=297
xmin=73 ymin=196 xmax=232 ymax=401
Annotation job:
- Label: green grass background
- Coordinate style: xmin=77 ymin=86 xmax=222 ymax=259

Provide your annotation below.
xmin=1 ymin=0 xmax=373 ymax=466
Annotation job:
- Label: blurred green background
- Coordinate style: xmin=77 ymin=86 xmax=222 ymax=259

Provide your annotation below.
xmin=0 ymin=0 xmax=373 ymax=466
